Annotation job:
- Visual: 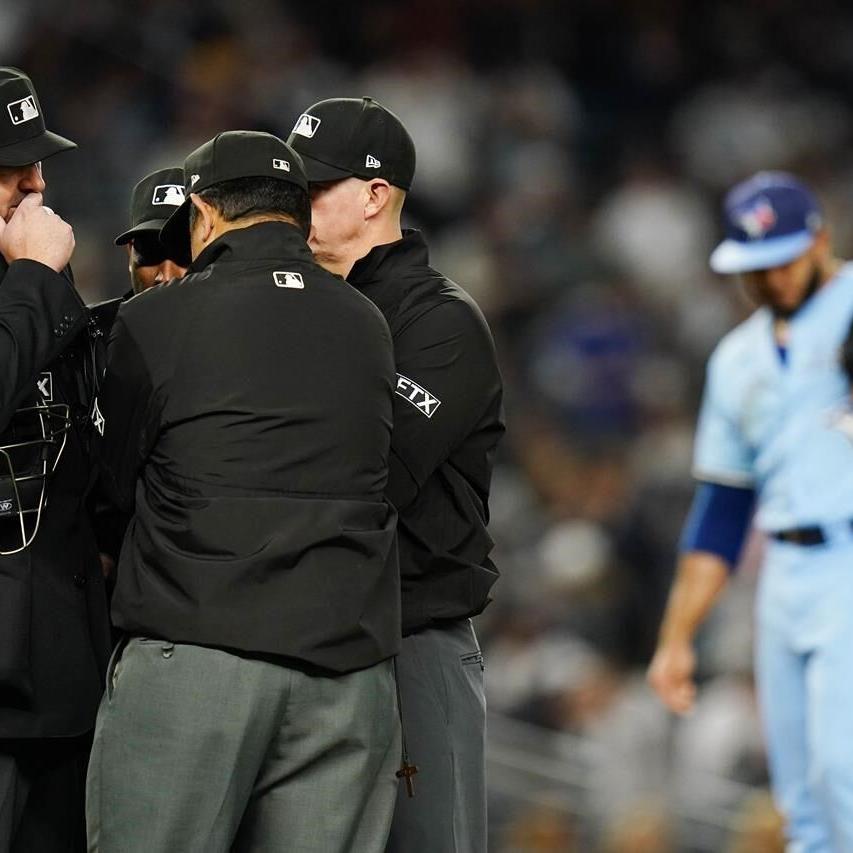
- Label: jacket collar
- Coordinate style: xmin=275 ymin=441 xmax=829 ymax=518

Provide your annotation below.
xmin=347 ymin=229 xmax=428 ymax=286
xmin=190 ymin=220 xmax=312 ymax=273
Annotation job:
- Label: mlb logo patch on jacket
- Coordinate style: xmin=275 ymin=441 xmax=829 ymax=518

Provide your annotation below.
xmin=273 ymin=271 xmax=304 ymax=289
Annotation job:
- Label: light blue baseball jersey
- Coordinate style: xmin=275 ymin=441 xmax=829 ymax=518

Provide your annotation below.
xmin=694 ymin=263 xmax=853 ymax=531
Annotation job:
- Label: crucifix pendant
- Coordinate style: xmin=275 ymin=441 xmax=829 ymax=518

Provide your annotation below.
xmin=396 ymin=760 xmax=419 ymax=798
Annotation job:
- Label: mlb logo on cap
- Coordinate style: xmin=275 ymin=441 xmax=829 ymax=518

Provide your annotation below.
xmin=272 ymin=158 xmax=290 ymax=172
xmin=152 ymin=184 xmax=185 ymax=206
xmin=710 ymin=171 xmax=823 ymax=274
xmin=7 ymin=95 xmax=38 ymax=126
xmin=292 ymin=114 xmax=321 ymax=139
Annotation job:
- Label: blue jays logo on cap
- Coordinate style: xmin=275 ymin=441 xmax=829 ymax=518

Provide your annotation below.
xmin=736 ymin=197 xmax=777 ymax=239
xmin=710 ymin=172 xmax=822 ymax=275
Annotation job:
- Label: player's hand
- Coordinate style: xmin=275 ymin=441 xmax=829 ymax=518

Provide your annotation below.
xmin=647 ymin=640 xmax=697 ymax=715
xmin=0 ymin=192 xmax=75 ymax=272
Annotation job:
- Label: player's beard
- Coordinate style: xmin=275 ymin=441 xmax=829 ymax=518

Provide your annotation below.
xmin=770 ymin=264 xmax=821 ymax=319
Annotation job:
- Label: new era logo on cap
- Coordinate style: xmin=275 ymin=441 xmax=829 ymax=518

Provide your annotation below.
xmin=365 ymin=154 xmax=381 ymax=168
xmin=272 ymin=158 xmax=290 ymax=172
xmin=190 ymin=174 xmax=201 ymax=187
xmin=292 ymin=114 xmax=321 ymax=139
xmin=273 ymin=271 xmax=304 ymax=289
xmin=152 ymin=185 xmax=185 ymax=206
xmin=7 ymin=96 xmax=38 ymax=126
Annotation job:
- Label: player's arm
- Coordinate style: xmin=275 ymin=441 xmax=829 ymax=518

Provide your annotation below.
xmin=385 ymin=299 xmax=502 ymax=510
xmin=647 ymin=481 xmax=755 ymax=714
xmin=96 ymin=310 xmax=161 ymax=513
xmin=649 ymin=338 xmax=757 ymax=710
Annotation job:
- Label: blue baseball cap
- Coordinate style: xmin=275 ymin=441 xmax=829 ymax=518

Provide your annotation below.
xmin=709 ymin=172 xmax=823 ymax=275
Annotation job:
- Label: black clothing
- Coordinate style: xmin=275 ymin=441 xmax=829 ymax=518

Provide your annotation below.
xmin=0 ymin=734 xmax=90 ymax=853
xmin=0 ymin=258 xmax=110 ymax=739
xmin=347 ymin=230 xmax=504 ymax=636
xmin=99 ymin=221 xmax=400 ymax=673
xmin=0 ymin=260 xmax=85 ymax=434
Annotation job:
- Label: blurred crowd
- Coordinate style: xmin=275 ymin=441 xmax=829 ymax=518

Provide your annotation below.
xmin=8 ymin=0 xmax=853 ymax=848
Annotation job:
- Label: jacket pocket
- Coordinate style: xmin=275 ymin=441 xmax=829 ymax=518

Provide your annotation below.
xmin=460 ymin=650 xmax=485 ymax=671
xmin=105 ymin=636 xmax=129 ymax=701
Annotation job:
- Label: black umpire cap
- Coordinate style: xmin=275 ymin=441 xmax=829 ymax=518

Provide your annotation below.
xmin=114 ymin=167 xmax=186 ymax=246
xmin=0 ymin=67 xmax=76 ymax=166
xmin=160 ymin=130 xmax=307 ymax=259
xmin=287 ymin=97 xmax=415 ymax=191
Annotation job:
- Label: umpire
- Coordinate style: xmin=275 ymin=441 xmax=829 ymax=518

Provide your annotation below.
xmin=89 ymin=168 xmax=192 ymax=580
xmin=0 ymin=67 xmax=111 ymax=852
xmin=114 ymin=167 xmax=188 ymax=294
xmin=289 ymin=97 xmax=504 ymax=853
xmin=87 ymin=131 xmax=401 ymax=853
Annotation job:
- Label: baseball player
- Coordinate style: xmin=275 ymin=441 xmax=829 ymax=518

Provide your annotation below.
xmin=114 ymin=167 xmax=189 ymax=294
xmin=648 ymin=172 xmax=853 ymax=851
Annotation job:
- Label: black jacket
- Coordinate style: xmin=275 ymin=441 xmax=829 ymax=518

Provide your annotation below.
xmin=0 ymin=258 xmax=111 ymax=738
xmin=348 ymin=230 xmax=504 ymax=635
xmin=98 ymin=221 xmax=400 ymax=673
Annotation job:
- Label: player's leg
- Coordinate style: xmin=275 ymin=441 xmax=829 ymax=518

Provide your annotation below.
xmin=803 ymin=544 xmax=853 ymax=850
xmin=755 ymin=548 xmax=831 ymax=852
xmin=232 ymin=658 xmax=400 ymax=853
xmin=386 ymin=619 xmax=487 ymax=853
xmin=85 ymin=638 xmax=280 ymax=853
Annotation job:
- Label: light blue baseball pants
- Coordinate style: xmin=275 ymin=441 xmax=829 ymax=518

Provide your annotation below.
xmin=757 ymin=536 xmax=853 ymax=852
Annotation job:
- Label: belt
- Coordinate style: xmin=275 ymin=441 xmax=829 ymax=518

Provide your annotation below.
xmin=770 ymin=521 xmax=853 ymax=546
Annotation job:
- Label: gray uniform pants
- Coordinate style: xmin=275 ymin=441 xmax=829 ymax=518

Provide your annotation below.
xmin=386 ymin=619 xmax=486 ymax=853
xmin=86 ymin=638 xmax=400 ymax=853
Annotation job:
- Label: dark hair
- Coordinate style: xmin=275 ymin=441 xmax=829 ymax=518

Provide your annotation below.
xmin=189 ymin=176 xmax=311 ymax=237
